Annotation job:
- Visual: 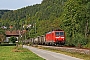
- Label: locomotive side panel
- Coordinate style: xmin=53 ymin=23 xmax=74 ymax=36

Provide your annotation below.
xmin=45 ymin=31 xmax=55 ymax=45
xmin=46 ymin=32 xmax=53 ymax=42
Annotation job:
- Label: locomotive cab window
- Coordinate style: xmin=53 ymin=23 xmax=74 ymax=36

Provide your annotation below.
xmin=55 ymin=32 xmax=64 ymax=36
xmin=55 ymin=32 xmax=59 ymax=37
xmin=60 ymin=32 xmax=64 ymax=36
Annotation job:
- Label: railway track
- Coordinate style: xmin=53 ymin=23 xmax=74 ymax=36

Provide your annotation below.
xmin=37 ymin=45 xmax=90 ymax=55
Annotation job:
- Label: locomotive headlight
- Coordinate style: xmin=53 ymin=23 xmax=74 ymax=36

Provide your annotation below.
xmin=61 ymin=37 xmax=64 ymax=38
xmin=55 ymin=37 xmax=59 ymax=38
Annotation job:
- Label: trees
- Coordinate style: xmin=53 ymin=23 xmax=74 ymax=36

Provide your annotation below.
xmin=61 ymin=0 xmax=80 ymax=40
xmin=60 ymin=0 xmax=89 ymax=46
xmin=0 ymin=29 xmax=5 ymax=43
xmin=0 ymin=35 xmax=4 ymax=44
xmin=85 ymin=2 xmax=90 ymax=38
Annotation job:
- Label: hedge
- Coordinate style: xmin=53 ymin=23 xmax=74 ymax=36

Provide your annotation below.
xmin=0 ymin=43 xmax=16 ymax=46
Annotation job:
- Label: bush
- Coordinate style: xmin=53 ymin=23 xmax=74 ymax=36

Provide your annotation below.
xmin=65 ymin=33 xmax=88 ymax=47
xmin=9 ymin=36 xmax=17 ymax=43
xmin=85 ymin=41 xmax=90 ymax=48
xmin=73 ymin=33 xmax=87 ymax=47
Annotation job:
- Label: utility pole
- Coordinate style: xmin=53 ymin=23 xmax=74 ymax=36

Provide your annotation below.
xmin=35 ymin=23 xmax=36 ymax=34
xmin=21 ymin=23 xmax=23 ymax=48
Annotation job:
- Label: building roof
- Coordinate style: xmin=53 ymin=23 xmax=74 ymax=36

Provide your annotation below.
xmin=5 ymin=30 xmax=26 ymax=36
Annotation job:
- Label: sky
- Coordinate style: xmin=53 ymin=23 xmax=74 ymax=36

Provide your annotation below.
xmin=0 ymin=0 xmax=43 ymax=10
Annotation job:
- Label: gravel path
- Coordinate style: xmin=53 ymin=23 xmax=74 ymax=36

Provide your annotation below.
xmin=23 ymin=45 xmax=83 ymax=60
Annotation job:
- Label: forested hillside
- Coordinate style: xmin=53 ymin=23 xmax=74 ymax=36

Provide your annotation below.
xmin=0 ymin=0 xmax=90 ymax=47
xmin=0 ymin=10 xmax=11 ymax=18
xmin=1 ymin=0 xmax=66 ymax=21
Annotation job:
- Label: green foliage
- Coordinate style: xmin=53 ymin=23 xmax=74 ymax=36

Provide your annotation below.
xmin=73 ymin=33 xmax=87 ymax=47
xmin=9 ymin=36 xmax=17 ymax=43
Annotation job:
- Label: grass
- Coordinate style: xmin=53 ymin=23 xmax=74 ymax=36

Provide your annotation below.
xmin=0 ymin=46 xmax=45 ymax=60
xmin=35 ymin=45 xmax=90 ymax=60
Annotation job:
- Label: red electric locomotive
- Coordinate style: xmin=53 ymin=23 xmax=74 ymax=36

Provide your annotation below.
xmin=45 ymin=30 xmax=65 ymax=45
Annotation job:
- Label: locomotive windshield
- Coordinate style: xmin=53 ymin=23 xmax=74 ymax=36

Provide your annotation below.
xmin=55 ymin=32 xmax=64 ymax=36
